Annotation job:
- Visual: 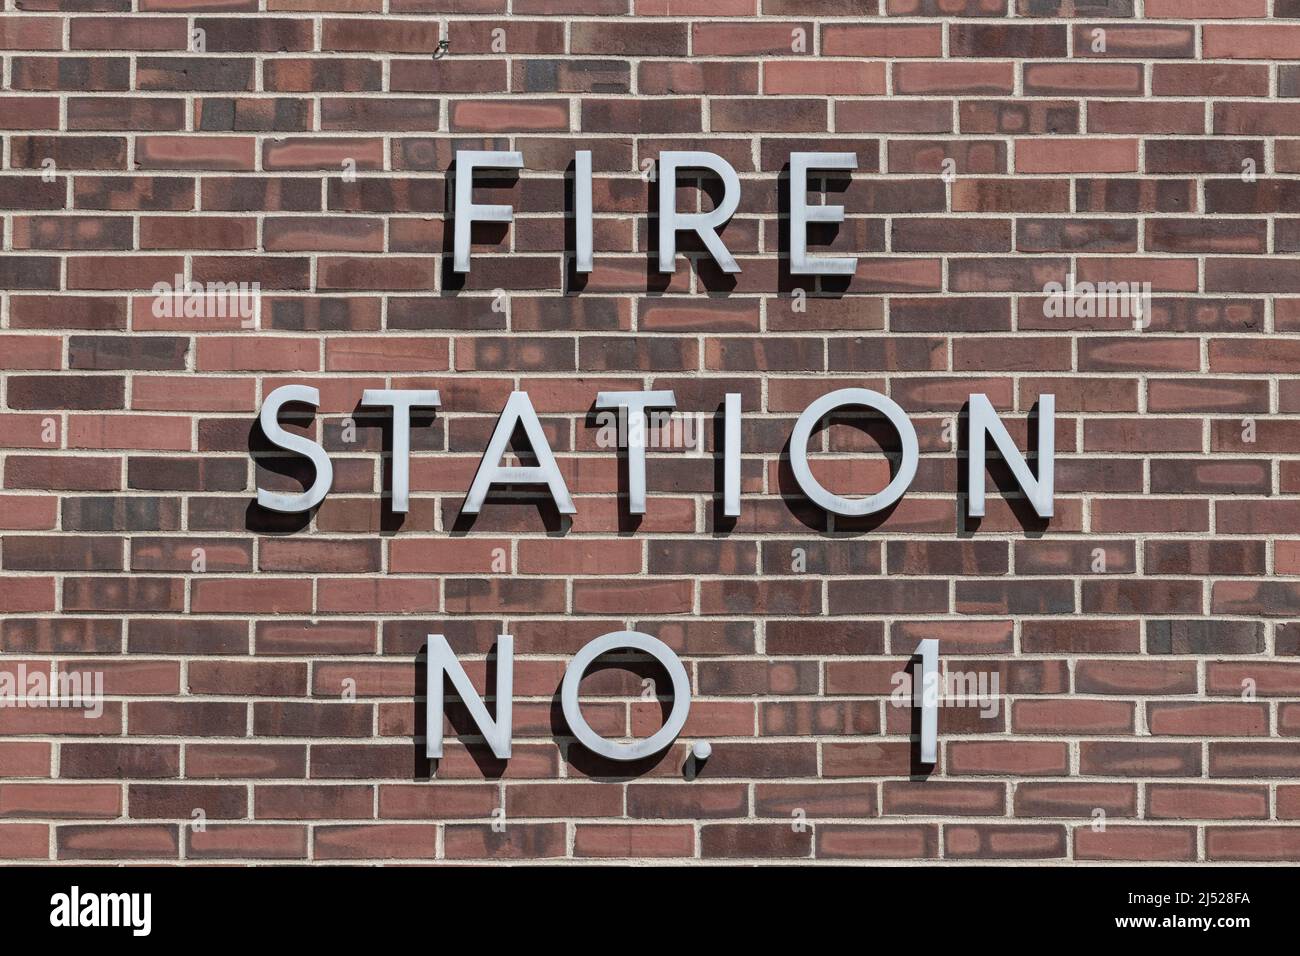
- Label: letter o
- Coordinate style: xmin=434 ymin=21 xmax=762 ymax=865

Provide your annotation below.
xmin=789 ymin=387 xmax=918 ymax=516
xmin=562 ymin=631 xmax=691 ymax=761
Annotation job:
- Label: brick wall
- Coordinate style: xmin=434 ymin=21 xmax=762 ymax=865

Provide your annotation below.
xmin=2 ymin=0 xmax=1299 ymax=865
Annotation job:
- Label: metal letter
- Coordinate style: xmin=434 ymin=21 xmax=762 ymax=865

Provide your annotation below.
xmin=256 ymin=384 xmax=333 ymax=513
xmin=724 ymin=392 xmax=741 ymax=517
xmin=575 ymin=149 xmax=593 ymax=273
xmin=360 ymin=389 xmax=441 ymax=514
xmin=967 ymin=393 xmax=1055 ymax=518
xmin=562 ymin=631 xmax=691 ymax=761
xmin=594 ymin=390 xmax=675 ymax=515
xmin=915 ymin=639 xmax=939 ymax=765
xmin=789 ymin=151 xmax=857 ymax=276
xmin=788 ymin=387 xmax=918 ymax=516
xmin=454 ymin=149 xmax=523 ymax=273
xmin=464 ymin=391 xmax=576 ymax=514
xmin=658 ymin=151 xmax=741 ymax=274
xmin=426 ymin=633 xmax=513 ymax=759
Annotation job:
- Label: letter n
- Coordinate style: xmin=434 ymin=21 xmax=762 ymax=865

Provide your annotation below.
xmin=426 ymin=634 xmax=513 ymax=759
xmin=967 ymin=393 xmax=1055 ymax=519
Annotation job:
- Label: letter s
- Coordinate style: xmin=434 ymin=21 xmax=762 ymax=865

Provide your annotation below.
xmin=257 ymin=384 xmax=333 ymax=513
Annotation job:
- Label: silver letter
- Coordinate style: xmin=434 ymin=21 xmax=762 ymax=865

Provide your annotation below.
xmin=967 ymin=393 xmax=1055 ymax=518
xmin=724 ymin=392 xmax=741 ymax=517
xmin=789 ymin=388 xmax=918 ymax=516
xmin=464 ymin=391 xmax=575 ymax=514
xmin=454 ymin=149 xmax=523 ymax=273
xmin=562 ymin=631 xmax=690 ymax=761
xmin=915 ymin=639 xmax=939 ymax=765
xmin=789 ymin=151 xmax=857 ymax=275
xmin=426 ymin=633 xmax=513 ymax=759
xmin=594 ymin=390 xmax=675 ymax=515
xmin=658 ymin=151 xmax=740 ymax=274
xmin=575 ymin=149 xmax=593 ymax=273
xmin=360 ymin=389 xmax=441 ymax=514
xmin=257 ymin=384 xmax=333 ymax=513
